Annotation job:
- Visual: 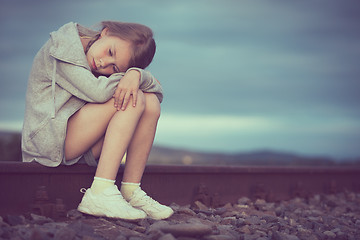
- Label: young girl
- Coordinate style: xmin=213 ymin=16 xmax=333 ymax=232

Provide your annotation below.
xmin=21 ymin=21 xmax=173 ymax=220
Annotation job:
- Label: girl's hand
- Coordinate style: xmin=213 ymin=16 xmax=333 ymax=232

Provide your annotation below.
xmin=113 ymin=70 xmax=140 ymax=111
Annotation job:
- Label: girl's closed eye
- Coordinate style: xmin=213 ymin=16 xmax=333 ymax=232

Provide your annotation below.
xmin=108 ymin=49 xmax=119 ymax=72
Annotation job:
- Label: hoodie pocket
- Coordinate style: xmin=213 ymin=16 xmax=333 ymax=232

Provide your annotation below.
xmin=27 ymin=118 xmax=62 ymax=162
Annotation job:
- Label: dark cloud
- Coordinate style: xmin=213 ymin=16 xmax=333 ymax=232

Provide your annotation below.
xmin=0 ymin=0 xmax=359 ymax=158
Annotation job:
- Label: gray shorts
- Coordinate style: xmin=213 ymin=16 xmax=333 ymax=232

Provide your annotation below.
xmin=62 ymin=149 xmax=98 ymax=166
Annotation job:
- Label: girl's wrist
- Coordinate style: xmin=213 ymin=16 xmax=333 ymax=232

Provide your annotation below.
xmin=126 ymin=69 xmax=141 ymax=80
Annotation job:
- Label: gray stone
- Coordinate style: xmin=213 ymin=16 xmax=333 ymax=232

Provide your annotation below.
xmin=197 ymin=212 xmax=209 ymax=220
xmin=272 ymin=231 xmax=300 ymax=240
xmin=254 ymin=199 xmax=266 ymax=206
xmin=54 ymin=227 xmax=77 ymax=240
xmin=194 ymin=200 xmax=209 ymax=211
xmin=1 ymin=191 xmax=360 ymax=240
xmin=115 ymin=235 xmax=127 ymax=240
xmin=14 ymin=225 xmax=33 ymax=240
xmin=116 ymin=219 xmax=137 ymax=229
xmin=66 ymin=209 xmax=85 ymax=220
xmin=137 ymin=218 xmax=150 ymax=228
xmin=30 ymin=213 xmax=53 ymax=224
xmin=355 ymin=219 xmax=360 ymax=226
xmin=128 ymin=237 xmax=143 ymax=240
xmin=160 ymin=223 xmax=212 ymax=237
xmin=214 ymin=207 xmax=227 ymax=216
xmin=3 ymin=215 xmax=26 ymax=226
xmin=275 ymin=206 xmax=285 ymax=217
xmin=159 ymin=233 xmax=177 ymax=240
xmin=238 ymin=197 xmax=251 ymax=205
xmin=222 ymin=210 xmax=242 ymax=218
xmin=146 ymin=220 xmax=170 ymax=234
xmin=209 ymin=215 xmax=222 ymax=223
xmin=133 ymin=225 xmax=146 ymax=233
xmin=243 ymin=234 xmax=259 ymax=240
xmin=262 ymin=214 xmax=279 ymax=223
xmin=238 ymin=225 xmax=251 ymax=234
xmin=204 ymin=234 xmax=236 ymax=240
xmin=177 ymin=206 xmax=197 ymax=216
xmin=221 ymin=217 xmax=237 ymax=226
xmin=244 ymin=216 xmax=261 ymax=225
xmin=84 ymin=218 xmax=144 ymax=239
xmin=169 ymin=203 xmax=181 ymax=211
xmin=68 ymin=220 xmax=95 ymax=236
xmin=236 ymin=218 xmax=246 ymax=227
xmin=30 ymin=227 xmax=51 ymax=240
xmin=146 ymin=229 xmax=164 ymax=240
xmin=323 ymin=230 xmax=336 ymax=239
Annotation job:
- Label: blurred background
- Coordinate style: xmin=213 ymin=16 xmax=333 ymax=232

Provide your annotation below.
xmin=0 ymin=0 xmax=360 ymax=165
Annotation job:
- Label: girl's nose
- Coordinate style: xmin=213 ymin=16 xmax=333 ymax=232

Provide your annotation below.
xmin=99 ymin=57 xmax=114 ymax=68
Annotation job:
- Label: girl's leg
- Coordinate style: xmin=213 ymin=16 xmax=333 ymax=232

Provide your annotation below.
xmin=119 ymin=93 xmax=174 ymax=220
xmin=94 ymin=92 xmax=145 ymax=180
xmin=64 ymin=99 xmax=117 ymax=161
xmin=67 ymin=91 xmax=148 ymax=220
xmin=122 ymin=93 xmax=161 ymax=183
xmin=65 ymin=91 xmax=146 ymax=179
xmin=66 ymin=92 xmax=159 ymax=183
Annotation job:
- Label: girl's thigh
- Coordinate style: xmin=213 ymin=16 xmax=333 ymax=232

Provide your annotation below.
xmin=64 ymin=99 xmax=117 ymax=160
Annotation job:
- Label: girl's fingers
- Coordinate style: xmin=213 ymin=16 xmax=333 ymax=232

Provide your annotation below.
xmin=121 ymin=91 xmax=132 ymax=111
xmin=114 ymin=86 xmax=138 ymax=111
xmin=117 ymin=91 xmax=126 ymax=111
xmin=132 ymin=90 xmax=137 ymax=107
xmin=113 ymin=89 xmax=121 ymax=109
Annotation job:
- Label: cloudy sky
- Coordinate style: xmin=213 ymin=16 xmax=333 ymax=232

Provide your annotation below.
xmin=1 ymin=0 xmax=360 ymax=159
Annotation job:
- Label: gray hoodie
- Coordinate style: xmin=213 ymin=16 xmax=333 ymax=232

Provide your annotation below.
xmin=21 ymin=22 xmax=163 ymax=167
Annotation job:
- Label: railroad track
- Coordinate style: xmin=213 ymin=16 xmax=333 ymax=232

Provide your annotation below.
xmin=0 ymin=162 xmax=359 ymax=218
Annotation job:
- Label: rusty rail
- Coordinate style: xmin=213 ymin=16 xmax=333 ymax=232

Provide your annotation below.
xmin=0 ymin=162 xmax=359 ymax=217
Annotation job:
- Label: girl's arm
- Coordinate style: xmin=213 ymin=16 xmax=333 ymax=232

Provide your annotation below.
xmin=54 ymin=58 xmax=162 ymax=105
xmin=55 ymin=59 xmax=124 ymax=103
xmin=132 ymin=67 xmax=163 ymax=102
xmin=113 ymin=67 xmax=163 ymax=110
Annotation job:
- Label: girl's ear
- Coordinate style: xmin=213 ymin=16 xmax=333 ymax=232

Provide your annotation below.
xmin=100 ymin=27 xmax=109 ymax=37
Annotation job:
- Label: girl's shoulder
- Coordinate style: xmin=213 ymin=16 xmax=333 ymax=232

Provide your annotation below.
xmin=50 ymin=22 xmax=78 ymax=46
xmin=49 ymin=22 xmax=88 ymax=66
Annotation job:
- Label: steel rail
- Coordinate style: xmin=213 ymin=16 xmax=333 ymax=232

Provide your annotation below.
xmin=0 ymin=162 xmax=359 ymax=217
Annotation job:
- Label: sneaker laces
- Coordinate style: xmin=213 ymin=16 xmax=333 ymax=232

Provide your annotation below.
xmin=81 ymin=186 xmax=127 ymax=202
xmin=131 ymin=188 xmax=160 ymax=207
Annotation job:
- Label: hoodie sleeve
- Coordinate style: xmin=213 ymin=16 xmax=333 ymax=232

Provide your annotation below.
xmin=54 ymin=58 xmax=124 ymax=103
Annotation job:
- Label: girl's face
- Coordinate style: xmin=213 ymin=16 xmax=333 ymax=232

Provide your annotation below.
xmin=85 ymin=28 xmax=132 ymax=76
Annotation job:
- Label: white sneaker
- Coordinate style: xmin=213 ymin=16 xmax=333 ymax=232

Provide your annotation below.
xmin=128 ymin=187 xmax=174 ymax=220
xmin=77 ymin=185 xmax=146 ymax=220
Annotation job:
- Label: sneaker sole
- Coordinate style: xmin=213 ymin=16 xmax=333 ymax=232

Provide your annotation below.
xmin=77 ymin=204 xmax=146 ymax=220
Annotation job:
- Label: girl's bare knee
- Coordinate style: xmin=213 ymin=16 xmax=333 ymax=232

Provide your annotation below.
xmin=144 ymin=93 xmax=161 ymax=119
xmin=136 ymin=90 xmax=146 ymax=111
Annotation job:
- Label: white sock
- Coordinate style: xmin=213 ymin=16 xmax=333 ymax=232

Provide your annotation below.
xmin=120 ymin=182 xmax=140 ymax=201
xmin=90 ymin=177 xmax=115 ymax=195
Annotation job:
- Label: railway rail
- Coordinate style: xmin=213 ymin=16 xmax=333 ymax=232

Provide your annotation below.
xmin=0 ymin=162 xmax=359 ymax=218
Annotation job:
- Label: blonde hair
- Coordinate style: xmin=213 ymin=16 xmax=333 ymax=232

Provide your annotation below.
xmin=85 ymin=21 xmax=156 ymax=69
